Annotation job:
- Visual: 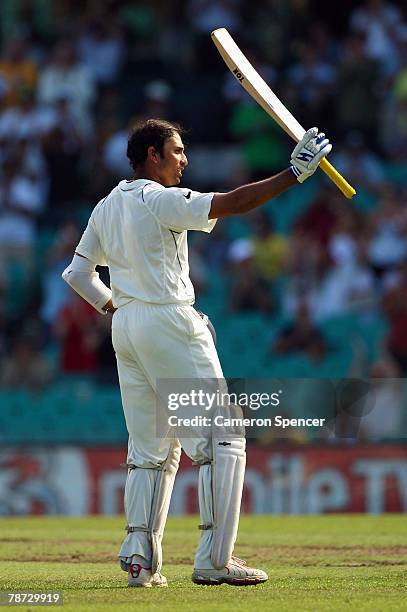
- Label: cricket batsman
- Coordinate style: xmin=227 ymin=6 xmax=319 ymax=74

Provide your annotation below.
xmin=62 ymin=119 xmax=331 ymax=587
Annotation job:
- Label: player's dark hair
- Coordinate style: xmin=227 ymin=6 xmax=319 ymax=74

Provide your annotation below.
xmin=127 ymin=119 xmax=185 ymax=172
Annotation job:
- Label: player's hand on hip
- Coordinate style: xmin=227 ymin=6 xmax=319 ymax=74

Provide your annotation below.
xmin=290 ymin=127 xmax=332 ymax=183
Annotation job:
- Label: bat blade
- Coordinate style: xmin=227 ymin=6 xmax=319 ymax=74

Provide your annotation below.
xmin=212 ymin=28 xmax=304 ymax=141
xmin=211 ymin=28 xmax=356 ymax=199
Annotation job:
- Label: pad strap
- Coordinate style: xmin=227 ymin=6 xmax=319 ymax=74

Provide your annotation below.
xmin=121 ymin=463 xmax=161 ymax=470
xmin=126 ymin=526 xmax=149 ymax=533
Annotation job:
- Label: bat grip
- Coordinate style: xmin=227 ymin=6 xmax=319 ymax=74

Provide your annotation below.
xmin=319 ymin=158 xmax=356 ymax=199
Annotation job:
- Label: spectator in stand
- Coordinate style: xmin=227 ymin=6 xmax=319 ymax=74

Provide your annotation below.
xmin=142 ymin=80 xmax=173 ymax=121
xmin=331 ymin=131 xmax=385 ymax=194
xmin=37 ymin=40 xmax=95 ymax=136
xmin=393 ymin=37 xmax=407 ymax=102
xmin=250 ymin=211 xmax=289 ymax=281
xmin=0 ymin=292 xmax=8 ymax=360
xmin=248 ymin=0 xmax=310 ymax=71
xmin=187 ymin=0 xmax=242 ymax=35
xmin=366 ymin=185 xmax=407 ymax=284
xmin=0 ymin=155 xmax=44 ymax=280
xmin=285 ymin=206 xmax=375 ymax=322
xmin=103 ymin=121 xmax=133 ymax=179
xmin=41 ymin=96 xmax=86 ymax=216
xmin=0 ymin=91 xmax=51 ymax=207
xmin=382 ymin=259 xmax=407 ymax=374
xmin=380 ymin=38 xmax=407 ymax=162
xmin=229 ymin=96 xmax=288 ymax=178
xmin=334 ymin=210 xmax=375 ymax=308
xmin=335 ymin=32 xmax=381 ymax=146
xmin=77 ymin=16 xmax=125 ymax=87
xmin=308 ymin=22 xmax=340 ymax=66
xmin=40 ymin=221 xmax=81 ymax=333
xmin=327 ymin=208 xmax=360 ymax=271
xmin=227 ymin=238 xmax=273 ymax=315
xmin=313 ymin=210 xmax=375 ymax=321
xmin=0 ymin=335 xmax=52 ymax=391
xmin=0 ymin=37 xmax=38 ymax=109
xmin=272 ymin=301 xmax=327 ymax=358
xmin=350 ymin=0 xmax=407 ymax=77
xmin=93 ymin=86 xmax=123 ymax=151
xmin=103 ymin=81 xmax=173 ymax=179
xmin=195 ymin=221 xmax=230 ymax=271
xmin=54 ymin=293 xmax=98 ymax=374
xmin=286 ymin=44 xmax=336 ymax=128
xmin=294 ymin=186 xmax=341 ymax=250
xmin=282 ymin=228 xmax=323 ymax=317
xmin=359 ymin=358 xmax=403 ymax=440
xmin=0 ymin=87 xmax=57 ymax=143
xmin=83 ymin=87 xmax=124 ymax=202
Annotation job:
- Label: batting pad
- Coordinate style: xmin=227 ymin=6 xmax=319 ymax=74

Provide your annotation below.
xmin=119 ymin=441 xmax=181 ymax=573
xmin=196 ymin=437 xmax=246 ymax=569
xmin=150 ymin=441 xmax=181 ymax=573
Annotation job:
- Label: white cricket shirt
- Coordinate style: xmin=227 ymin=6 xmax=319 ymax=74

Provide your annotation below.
xmin=75 ymin=179 xmax=216 ymax=307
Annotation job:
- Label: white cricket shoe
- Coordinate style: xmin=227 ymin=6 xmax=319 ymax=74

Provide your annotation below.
xmin=192 ymin=556 xmax=268 ymax=586
xmin=120 ymin=556 xmax=168 ymax=587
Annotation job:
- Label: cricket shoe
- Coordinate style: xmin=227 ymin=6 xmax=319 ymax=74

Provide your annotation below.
xmin=120 ymin=556 xmax=167 ymax=587
xmin=192 ymin=556 xmax=268 ymax=586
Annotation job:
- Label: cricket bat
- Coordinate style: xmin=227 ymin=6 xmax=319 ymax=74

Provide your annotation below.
xmin=211 ymin=28 xmax=356 ymax=199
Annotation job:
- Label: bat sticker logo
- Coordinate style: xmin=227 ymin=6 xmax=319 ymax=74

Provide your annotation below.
xmin=233 ymin=68 xmax=244 ymax=82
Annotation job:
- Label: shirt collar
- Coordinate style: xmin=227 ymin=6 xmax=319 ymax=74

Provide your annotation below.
xmin=119 ymin=179 xmax=162 ymax=191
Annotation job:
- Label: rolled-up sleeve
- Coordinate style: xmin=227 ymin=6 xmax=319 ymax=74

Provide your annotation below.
xmin=143 ymin=184 xmax=217 ymax=233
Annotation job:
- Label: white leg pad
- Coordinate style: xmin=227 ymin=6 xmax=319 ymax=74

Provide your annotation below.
xmin=194 ymin=464 xmax=214 ymax=569
xmin=195 ymin=437 xmax=246 ymax=569
xmin=150 ymin=441 xmax=181 ymax=573
xmin=212 ymin=438 xmax=246 ymax=568
xmin=119 ymin=467 xmax=157 ymax=563
xmin=119 ymin=441 xmax=181 ymax=573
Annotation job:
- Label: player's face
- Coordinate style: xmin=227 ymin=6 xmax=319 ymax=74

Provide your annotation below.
xmin=157 ymin=134 xmax=188 ymax=186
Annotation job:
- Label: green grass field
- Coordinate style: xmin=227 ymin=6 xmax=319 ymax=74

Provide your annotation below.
xmin=0 ymin=515 xmax=406 ymax=611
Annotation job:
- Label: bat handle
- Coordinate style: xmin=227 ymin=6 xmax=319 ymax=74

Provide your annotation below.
xmin=319 ymin=158 xmax=356 ymax=199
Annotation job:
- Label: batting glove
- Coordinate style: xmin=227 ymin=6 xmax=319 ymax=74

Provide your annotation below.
xmin=290 ymin=127 xmax=332 ymax=183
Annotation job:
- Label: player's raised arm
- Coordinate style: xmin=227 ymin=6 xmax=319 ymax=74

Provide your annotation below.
xmin=209 ymin=128 xmax=331 ymax=219
xmin=212 ymin=28 xmax=355 ymax=198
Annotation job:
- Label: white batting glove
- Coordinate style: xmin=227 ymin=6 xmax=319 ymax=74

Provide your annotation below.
xmin=290 ymin=127 xmax=332 ymax=183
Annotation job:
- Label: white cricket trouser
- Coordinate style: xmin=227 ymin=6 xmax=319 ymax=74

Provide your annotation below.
xmin=111 ymin=299 xmax=224 ymax=567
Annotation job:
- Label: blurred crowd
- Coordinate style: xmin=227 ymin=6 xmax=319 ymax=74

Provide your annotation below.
xmin=0 ymin=0 xmax=407 ymax=427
